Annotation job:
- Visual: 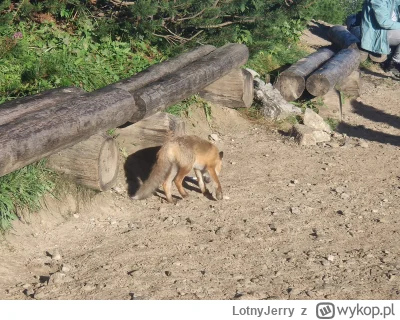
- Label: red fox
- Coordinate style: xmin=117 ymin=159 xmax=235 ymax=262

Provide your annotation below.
xmin=131 ymin=135 xmax=223 ymax=203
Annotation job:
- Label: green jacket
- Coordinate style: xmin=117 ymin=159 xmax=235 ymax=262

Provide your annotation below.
xmin=361 ymin=0 xmax=400 ymax=54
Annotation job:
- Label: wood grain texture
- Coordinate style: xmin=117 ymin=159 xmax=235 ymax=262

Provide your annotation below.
xmin=329 ymin=25 xmax=360 ymax=49
xmin=132 ymin=43 xmax=249 ymax=121
xmin=306 ymin=48 xmax=360 ymax=97
xmin=116 ymin=112 xmax=186 ymax=155
xmin=274 ymin=48 xmax=335 ymax=101
xmin=0 ymin=87 xmax=84 ymax=126
xmin=0 ymin=87 xmax=135 ymax=177
xmin=48 ymin=133 xmax=119 ymax=191
xmin=111 ymin=45 xmax=216 ymax=93
xmin=199 ymin=68 xmax=254 ymax=108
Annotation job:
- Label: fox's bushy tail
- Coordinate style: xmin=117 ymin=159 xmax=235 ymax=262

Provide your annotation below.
xmin=131 ymin=151 xmax=172 ymax=200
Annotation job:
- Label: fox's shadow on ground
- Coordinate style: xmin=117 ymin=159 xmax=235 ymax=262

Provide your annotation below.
xmin=124 ymin=146 xmax=160 ymax=197
xmin=124 ymin=146 xmax=211 ymax=201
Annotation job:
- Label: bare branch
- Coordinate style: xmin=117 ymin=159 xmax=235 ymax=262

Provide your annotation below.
xmin=176 ymin=8 xmax=206 ymax=21
xmin=109 ymin=0 xmax=136 ymax=6
xmin=199 ymin=19 xmax=255 ymax=29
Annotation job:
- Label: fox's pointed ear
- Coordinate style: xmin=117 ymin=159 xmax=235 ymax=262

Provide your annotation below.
xmin=219 ymin=151 xmax=224 ymax=159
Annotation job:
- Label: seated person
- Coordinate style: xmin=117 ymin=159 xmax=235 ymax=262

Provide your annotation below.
xmin=361 ymin=0 xmax=400 ymax=77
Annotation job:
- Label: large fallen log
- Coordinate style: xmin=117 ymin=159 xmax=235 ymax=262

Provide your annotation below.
xmin=0 ymin=87 xmax=84 ymax=126
xmin=130 ymin=43 xmax=249 ymax=121
xmin=113 ymin=45 xmax=216 ymax=93
xmin=274 ymin=48 xmax=335 ymax=101
xmin=199 ymin=68 xmax=254 ymax=108
xmin=306 ymin=48 xmax=360 ymax=97
xmin=48 ymin=133 xmax=119 ymax=191
xmin=0 ymin=87 xmax=135 ymax=178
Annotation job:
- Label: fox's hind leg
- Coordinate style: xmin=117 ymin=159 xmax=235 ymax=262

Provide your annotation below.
xmin=163 ymin=165 xmax=178 ymax=203
xmin=194 ymin=169 xmax=206 ymax=194
xmin=174 ymin=166 xmax=191 ymax=199
xmin=207 ymin=167 xmax=223 ymax=200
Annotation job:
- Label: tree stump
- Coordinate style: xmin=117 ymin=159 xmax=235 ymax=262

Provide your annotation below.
xmin=47 ymin=133 xmax=119 ymax=191
xmin=199 ymin=68 xmax=253 ymax=108
xmin=306 ymin=48 xmax=360 ymax=97
xmin=274 ymin=48 xmax=335 ymax=101
xmin=116 ymin=112 xmax=186 ymax=155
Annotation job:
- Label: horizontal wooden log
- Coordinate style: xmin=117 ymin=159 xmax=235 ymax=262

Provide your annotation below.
xmin=48 ymin=133 xmax=119 ymax=191
xmin=199 ymin=68 xmax=254 ymax=108
xmin=274 ymin=48 xmax=335 ymax=101
xmin=306 ymin=48 xmax=360 ymax=97
xmin=0 ymin=87 xmax=84 ymax=126
xmin=0 ymin=87 xmax=135 ymax=178
xmin=329 ymin=25 xmax=359 ymax=49
xmin=131 ymin=43 xmax=249 ymax=122
xmin=112 ymin=45 xmax=216 ymax=93
xmin=116 ymin=112 xmax=186 ymax=156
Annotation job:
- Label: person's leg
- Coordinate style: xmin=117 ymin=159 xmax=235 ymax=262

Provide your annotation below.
xmin=387 ymin=29 xmax=400 ymax=63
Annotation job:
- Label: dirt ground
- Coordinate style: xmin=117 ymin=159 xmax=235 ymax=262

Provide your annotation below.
xmin=1 ymin=27 xmax=400 ymax=300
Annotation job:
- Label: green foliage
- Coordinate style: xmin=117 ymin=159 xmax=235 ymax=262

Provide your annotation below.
xmin=0 ymin=161 xmax=56 ymax=231
xmin=0 ymin=21 xmax=162 ymax=101
xmin=300 ymin=0 xmax=364 ymax=25
xmin=166 ymin=95 xmax=213 ymax=126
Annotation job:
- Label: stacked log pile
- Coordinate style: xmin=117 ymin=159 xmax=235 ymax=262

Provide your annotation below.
xmin=0 ymin=43 xmax=251 ymax=190
xmin=274 ymin=24 xmax=366 ymax=102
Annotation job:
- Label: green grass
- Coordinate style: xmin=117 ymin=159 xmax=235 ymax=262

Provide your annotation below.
xmin=166 ymin=95 xmax=213 ymax=127
xmin=0 ymin=160 xmax=56 ymax=231
xmin=0 ymin=21 xmax=163 ymax=102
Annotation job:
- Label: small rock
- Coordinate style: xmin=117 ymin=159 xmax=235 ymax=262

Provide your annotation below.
xmin=22 ymin=283 xmax=31 ymax=289
xmin=358 ymin=140 xmax=369 ymax=148
xmin=340 ymin=193 xmax=350 ymax=200
xmin=52 ymin=249 xmax=61 ymax=261
xmin=292 ymin=124 xmax=317 ymax=146
xmin=303 ymin=108 xmax=332 ymax=133
xmin=290 ymin=206 xmax=301 ymax=214
xmin=321 ymin=260 xmax=331 ymax=267
xmin=61 ymin=264 xmax=71 ymax=273
xmin=83 ymin=284 xmax=97 ymax=292
xmin=223 ymin=195 xmax=230 ymax=200
xmin=209 ymin=133 xmax=220 ymax=142
xmin=73 ymin=214 xmax=80 ymax=219
xmin=334 ymin=186 xmax=346 ymax=194
xmin=49 ymin=272 xmax=66 ymax=284
xmin=313 ymin=130 xmax=331 ymax=143
xmin=327 ymin=255 xmax=335 ymax=262
xmin=110 ymin=219 xmax=117 ymax=225
xmin=327 ymin=142 xmax=340 ymax=148
xmin=24 ymin=287 xmax=34 ymax=297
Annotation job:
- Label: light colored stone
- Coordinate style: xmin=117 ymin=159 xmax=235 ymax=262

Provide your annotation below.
xmin=303 ymin=108 xmax=332 ymax=133
xmin=313 ymin=130 xmax=331 ymax=143
xmin=292 ymin=124 xmax=317 ymax=146
xmin=254 ymin=79 xmax=301 ymax=120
